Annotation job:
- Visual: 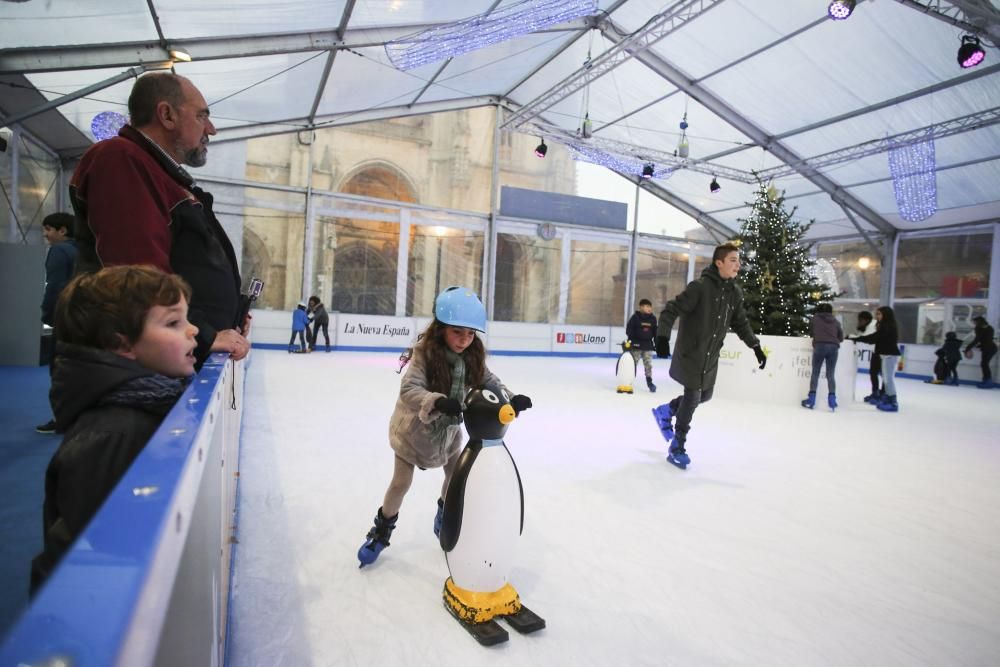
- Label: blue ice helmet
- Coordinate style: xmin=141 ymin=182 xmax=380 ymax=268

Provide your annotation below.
xmin=434 ymin=286 xmax=486 ymax=333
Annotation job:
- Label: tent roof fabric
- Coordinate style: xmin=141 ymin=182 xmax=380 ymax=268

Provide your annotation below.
xmin=2 ymin=0 xmax=999 ymax=239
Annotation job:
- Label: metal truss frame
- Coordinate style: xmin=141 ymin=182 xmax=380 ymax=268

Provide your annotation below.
xmin=893 ymin=0 xmax=1000 ymax=45
xmin=501 ymin=0 xmax=727 ymax=129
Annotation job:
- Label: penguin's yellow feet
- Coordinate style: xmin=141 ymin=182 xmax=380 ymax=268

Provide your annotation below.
xmin=443 ymin=577 xmax=520 ymax=624
xmin=616 ymin=385 xmax=634 ymax=394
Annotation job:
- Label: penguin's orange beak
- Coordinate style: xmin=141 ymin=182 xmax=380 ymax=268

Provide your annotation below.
xmin=498 ymin=404 xmax=515 ymax=424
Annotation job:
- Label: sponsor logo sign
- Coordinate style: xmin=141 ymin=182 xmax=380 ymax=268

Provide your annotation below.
xmin=552 ymin=327 xmax=611 ymax=353
xmin=338 ymin=315 xmax=415 ymax=347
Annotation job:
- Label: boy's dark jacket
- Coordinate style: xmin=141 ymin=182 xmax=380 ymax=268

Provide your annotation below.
xmin=658 ymin=263 xmax=759 ymax=391
xmin=937 ymin=337 xmax=962 ymax=363
xmin=31 ymin=343 xmax=187 ymax=592
xmin=40 ymin=239 xmax=78 ymax=326
xmin=626 ymin=311 xmax=657 ymax=350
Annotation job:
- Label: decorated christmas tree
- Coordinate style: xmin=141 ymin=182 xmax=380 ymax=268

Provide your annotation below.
xmin=735 ymin=178 xmax=837 ymax=336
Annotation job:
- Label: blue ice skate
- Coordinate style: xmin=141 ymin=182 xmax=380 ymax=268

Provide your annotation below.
xmin=876 ymin=395 xmax=899 ymax=412
xmin=801 ymin=391 xmax=816 ymax=409
xmin=358 ymin=507 xmax=397 ymax=568
xmin=827 ymin=393 xmax=837 ymax=412
xmin=651 ymin=403 xmax=674 ymax=442
xmin=667 ymin=438 xmax=690 ymax=470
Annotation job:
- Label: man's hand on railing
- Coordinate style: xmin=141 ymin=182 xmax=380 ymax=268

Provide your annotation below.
xmin=212 ymin=329 xmax=250 ymax=361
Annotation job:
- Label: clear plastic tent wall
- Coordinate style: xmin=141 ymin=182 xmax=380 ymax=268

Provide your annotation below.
xmin=1 ymin=0 xmax=999 ymax=237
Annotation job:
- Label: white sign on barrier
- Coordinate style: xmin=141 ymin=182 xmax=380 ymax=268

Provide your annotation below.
xmin=713 ymin=334 xmax=858 ymax=404
xmin=337 ymin=314 xmax=416 ymax=347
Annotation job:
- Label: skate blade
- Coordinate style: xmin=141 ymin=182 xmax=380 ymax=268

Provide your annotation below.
xmin=667 ymin=455 xmax=687 ymax=470
xmin=445 ymin=602 xmax=509 ymax=646
xmin=502 ymin=605 xmax=546 ymax=634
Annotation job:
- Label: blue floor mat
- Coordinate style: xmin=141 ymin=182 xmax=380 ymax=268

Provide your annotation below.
xmin=0 ymin=365 xmax=60 ymax=637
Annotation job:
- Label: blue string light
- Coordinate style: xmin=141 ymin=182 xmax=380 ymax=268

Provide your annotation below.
xmin=888 ymin=130 xmax=936 ymax=222
xmin=91 ymin=111 xmax=128 ymax=141
xmin=567 ymin=143 xmax=673 ymax=179
xmin=386 ymin=0 xmax=597 ymax=71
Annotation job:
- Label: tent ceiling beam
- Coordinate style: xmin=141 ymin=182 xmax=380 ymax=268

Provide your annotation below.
xmin=308 ymin=0 xmax=357 ymax=124
xmin=756 ymin=106 xmax=1000 ymax=180
xmin=702 ymin=62 xmax=1000 ymax=163
xmin=629 ymin=174 xmax=735 ymax=240
xmin=211 ymin=95 xmax=503 ymax=144
xmin=600 ymin=20 xmax=896 ymax=235
xmin=501 ymin=0 xmax=727 ymax=130
xmin=893 ymin=0 xmax=1000 ymax=45
xmin=594 ymin=10 xmax=831 ymax=135
xmin=840 ymin=205 xmax=886 ymax=258
xmin=500 ymin=0 xmax=627 ymax=101
xmin=2 ymin=64 xmax=167 ymax=128
xmin=0 ymin=20 xmax=590 ymax=75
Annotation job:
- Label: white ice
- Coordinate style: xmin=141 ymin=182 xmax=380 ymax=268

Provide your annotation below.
xmin=227 ymin=350 xmax=1000 ymax=666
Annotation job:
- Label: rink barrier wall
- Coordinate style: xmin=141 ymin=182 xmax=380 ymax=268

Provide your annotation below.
xmin=0 ymin=352 xmax=246 ymax=667
xmin=250 ymin=308 xmax=999 ymax=387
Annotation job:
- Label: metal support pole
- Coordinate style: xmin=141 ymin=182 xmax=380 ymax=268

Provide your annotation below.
xmin=558 ymin=229 xmax=571 ymax=324
xmin=484 ymin=104 xmax=502 ymax=319
xmin=396 ymin=208 xmax=411 ymax=316
xmin=987 ymin=223 xmax=1000 ymax=329
xmin=301 ymin=138 xmax=316 ymax=301
xmin=7 ymin=127 xmax=20 ymax=242
xmin=624 ymin=178 xmax=641 ymax=324
xmin=881 ymin=233 xmax=899 ymax=307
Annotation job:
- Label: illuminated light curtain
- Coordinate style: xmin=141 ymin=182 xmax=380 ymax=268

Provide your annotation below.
xmin=887 ymin=130 xmax=937 ymax=222
xmin=385 ymin=0 xmax=597 ymax=71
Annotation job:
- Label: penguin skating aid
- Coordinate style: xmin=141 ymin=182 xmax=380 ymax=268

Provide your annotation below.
xmin=615 ymin=342 xmax=636 ymax=394
xmin=439 ymin=386 xmax=545 ymax=646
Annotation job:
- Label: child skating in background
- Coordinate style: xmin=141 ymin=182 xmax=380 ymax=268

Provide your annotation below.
xmin=625 ymin=298 xmax=658 ymax=392
xmin=930 ymin=332 xmax=962 ymax=385
xmin=856 ymin=310 xmax=883 ymax=403
xmin=801 ymin=303 xmax=844 ymax=411
xmin=358 ymin=286 xmax=532 ymax=567
xmin=965 ymin=316 xmax=997 ymax=389
xmin=307 ymin=296 xmax=330 ymax=352
xmin=851 ymin=306 xmax=901 ymax=412
xmin=289 ymin=301 xmax=308 ymax=353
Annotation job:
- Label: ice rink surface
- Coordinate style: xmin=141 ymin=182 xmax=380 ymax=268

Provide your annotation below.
xmin=227 ymin=350 xmax=1000 ymax=666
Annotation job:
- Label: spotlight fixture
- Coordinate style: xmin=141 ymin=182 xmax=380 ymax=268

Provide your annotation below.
xmin=168 ymin=48 xmax=192 ymax=62
xmin=857 ymin=256 xmax=871 ymax=270
xmin=709 ymin=176 xmax=720 ymax=193
xmin=827 ymin=0 xmax=855 ymax=20
xmin=957 ymin=34 xmax=985 ymax=68
xmin=534 ymin=138 xmax=548 ymax=158
xmin=641 ymin=163 xmax=654 ymax=179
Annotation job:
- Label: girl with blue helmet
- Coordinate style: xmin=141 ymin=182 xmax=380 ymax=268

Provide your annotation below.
xmin=358 ymin=286 xmax=532 ymax=567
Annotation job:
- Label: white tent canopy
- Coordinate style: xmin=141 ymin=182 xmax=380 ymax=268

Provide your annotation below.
xmin=2 ymin=0 xmax=999 ymax=240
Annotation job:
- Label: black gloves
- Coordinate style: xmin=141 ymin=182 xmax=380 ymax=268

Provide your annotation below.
xmin=434 ymin=396 xmax=462 ymax=416
xmin=510 ymin=394 xmax=532 ymax=416
xmin=753 ymin=345 xmax=767 ymax=369
xmin=655 ymin=336 xmax=670 ymax=359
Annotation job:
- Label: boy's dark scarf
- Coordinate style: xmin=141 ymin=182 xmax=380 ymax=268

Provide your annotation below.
xmin=431 ymin=350 xmax=466 ymax=441
xmin=97 ymin=374 xmax=190 ymax=413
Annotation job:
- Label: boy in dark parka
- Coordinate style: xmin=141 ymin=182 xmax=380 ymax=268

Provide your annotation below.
xmin=653 ymin=244 xmax=767 ymax=468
